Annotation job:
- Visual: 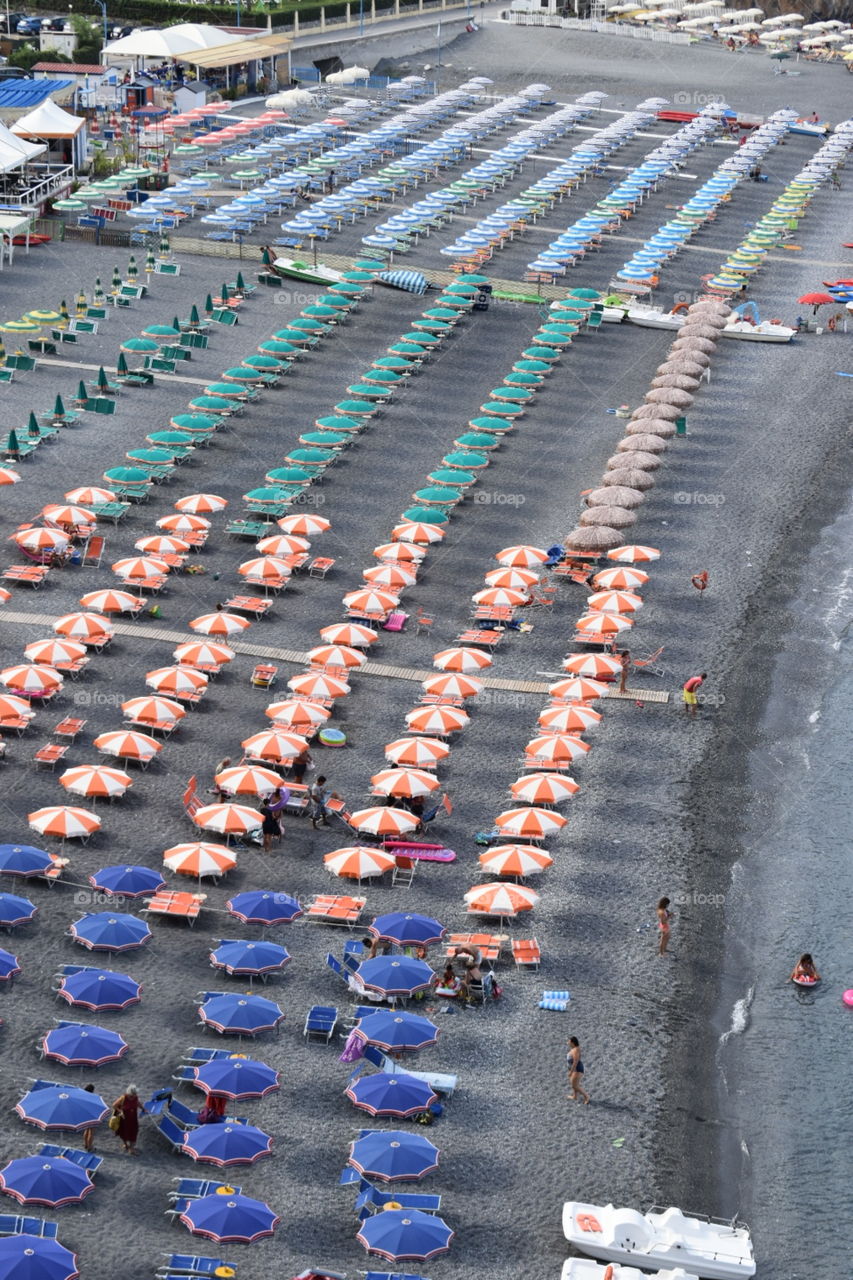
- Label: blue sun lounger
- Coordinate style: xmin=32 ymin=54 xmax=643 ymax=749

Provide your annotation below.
xmin=157 ymin=1256 xmax=238 ymax=1277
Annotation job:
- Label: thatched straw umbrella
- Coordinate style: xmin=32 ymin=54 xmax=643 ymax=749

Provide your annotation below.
xmin=600 ymin=467 xmax=656 ymax=491
xmin=564 ymin=525 xmax=624 ymax=552
xmin=675 ymin=325 xmax=719 ymax=340
xmin=657 ymin=357 xmax=709 ymax=376
xmin=671 ymin=336 xmax=716 ymax=355
xmin=650 ymin=373 xmax=700 ymax=391
xmin=691 ymin=298 xmax=730 ymax=314
xmin=585 ymin=485 xmax=645 ymax=509
xmin=580 ymin=504 xmax=638 ymax=529
xmin=625 ymin=418 xmax=677 ymax=438
xmin=644 ymin=388 xmax=693 ymax=408
xmin=689 ymin=305 xmax=730 ymax=321
xmin=632 ymin=403 xmax=680 ymax=421
xmin=616 ymin=433 xmax=668 ymax=454
xmin=606 ymin=450 xmax=661 ymax=470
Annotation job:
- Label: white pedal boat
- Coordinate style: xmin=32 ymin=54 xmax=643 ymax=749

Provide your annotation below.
xmin=626 ymin=305 xmax=794 ymax=342
xmin=562 ymin=1262 xmax=699 ymax=1280
xmin=562 ymin=1202 xmax=756 ymax=1279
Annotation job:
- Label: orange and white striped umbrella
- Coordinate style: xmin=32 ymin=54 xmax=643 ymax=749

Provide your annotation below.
xmin=484 ymin=567 xmax=539 ymax=591
xmin=54 ymin=612 xmax=114 ymax=641
xmin=112 ymin=556 xmax=170 ymax=581
xmin=175 ymin=493 xmax=228 ymax=514
xmin=538 ymin=703 xmax=602 ymax=733
xmin=526 ymin=734 xmax=591 ymax=764
xmin=158 ymin=513 xmax=211 ymax=533
xmin=214 ymin=765 xmax=283 ymax=796
xmin=29 ymin=805 xmax=101 ymax=839
xmin=278 ymin=512 xmax=331 ymax=536
xmin=421 ymin=673 xmax=483 ymax=698
xmin=369 ymin=768 xmax=440 ymax=798
xmin=266 ymin=698 xmax=330 ymax=728
xmin=0 ymin=588 xmax=10 ymax=604
xmin=256 ymin=534 xmax=310 ymax=557
xmin=478 ymin=845 xmax=553 ymax=876
xmin=405 ymin=705 xmax=470 ymax=735
xmin=471 ymin=587 xmax=528 ymax=608
xmin=342 ymin=588 xmax=400 ymax=614
xmin=173 ymin=641 xmax=236 ymax=666
xmin=510 ymin=774 xmax=579 ymax=804
xmin=163 ymin=842 xmax=236 ymax=877
xmin=42 ymin=504 xmax=97 ymax=527
xmin=552 ymin=677 xmax=611 ymax=702
xmin=362 ymin=563 xmax=418 ymax=589
xmin=349 ymin=806 xmax=420 ymax=837
xmin=135 ymin=535 xmax=191 ymax=555
xmin=384 ymin=736 xmax=450 ymax=768
xmin=1 ymin=664 xmax=63 ymax=694
xmin=193 ymin=803 xmax=263 ymax=835
xmin=79 ymin=590 xmax=145 ymax=615
xmin=308 ymin=644 xmax=367 ymax=670
xmin=494 ymin=807 xmax=567 ymax=838
xmin=372 ymin=542 xmax=426 ymax=564
xmin=238 ymin=556 xmax=292 ymax=581
xmin=65 ymin=486 xmax=115 ymax=505
xmin=0 ymin=468 xmax=21 ymax=486
xmin=495 ymin=545 xmax=548 ymax=568
xmin=146 ymin=665 xmax=208 ymax=694
xmin=587 ymin=589 xmax=643 ymax=615
xmin=24 ymin=639 xmax=87 ymax=665
xmin=0 ymin=694 xmax=31 ymax=719
xmin=94 ymin=730 xmax=162 ymax=761
xmin=392 ymin=521 xmax=446 ymax=545
xmin=607 ymin=544 xmax=660 ymax=564
xmin=121 ymin=695 xmax=185 ymax=725
xmin=288 ymin=671 xmax=351 ymax=699
xmin=318 ymin=623 xmax=378 ymax=648
xmin=189 ymin=613 xmax=251 ymax=636
xmin=560 ymin=655 xmax=622 ymax=680
xmin=324 ymin=846 xmax=396 ymax=880
xmin=464 ymin=882 xmax=539 ymax=914
xmin=60 ymin=764 xmax=132 ymax=800
xmin=241 ymin=729 xmax=308 ymax=761
xmin=592 ymin=566 xmax=649 ymax=591
xmin=433 ymin=647 xmax=493 ymax=674
xmin=575 ymin=612 xmax=633 ymax=636
xmin=12 ymin=527 xmax=68 ymax=553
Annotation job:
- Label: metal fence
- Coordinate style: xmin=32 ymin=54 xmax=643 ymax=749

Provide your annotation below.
xmin=508 ymin=12 xmax=691 ymax=42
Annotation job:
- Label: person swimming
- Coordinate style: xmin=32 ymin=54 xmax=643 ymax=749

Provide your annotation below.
xmin=790 ymin=953 xmax=820 ymax=983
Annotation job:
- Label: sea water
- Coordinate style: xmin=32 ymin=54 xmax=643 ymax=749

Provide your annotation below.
xmin=716 ymin=499 xmax=853 ymax=1278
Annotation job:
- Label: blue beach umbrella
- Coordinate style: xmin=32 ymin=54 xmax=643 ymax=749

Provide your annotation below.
xmin=0 ymin=1236 xmax=79 ymax=1280
xmin=0 ymin=894 xmax=37 ymax=927
xmin=355 ymin=1010 xmax=439 ymax=1053
xmin=369 ymin=912 xmax=445 ymax=946
xmin=16 ymin=1084 xmax=109 ymax=1132
xmin=355 ymin=956 xmax=435 ymax=997
xmin=182 ymin=1123 xmax=273 ymax=1166
xmin=89 ymin=865 xmax=166 ymax=898
xmin=57 ymin=968 xmax=141 ymax=1011
xmin=346 ymin=1072 xmax=437 ymax=1117
xmin=199 ymin=993 xmax=284 ymax=1035
xmin=0 ymin=948 xmax=21 ymax=980
xmin=69 ymin=912 xmax=151 ymax=953
xmin=226 ymin=890 xmax=302 ymax=925
xmin=179 ymin=1192 xmax=280 ymax=1242
xmin=0 ymin=844 xmax=54 ymax=877
xmin=357 ymin=1207 xmax=453 ymax=1260
xmin=0 ymin=1155 xmax=94 ymax=1207
xmin=210 ymin=939 xmax=290 ymax=976
xmin=192 ymin=1057 xmax=280 ymax=1100
xmin=348 ymin=1129 xmax=439 ymax=1182
xmin=41 ymin=1023 xmax=128 ymax=1067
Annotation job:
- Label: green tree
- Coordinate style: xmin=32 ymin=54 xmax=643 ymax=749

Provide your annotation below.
xmin=8 ymin=43 xmax=43 ymax=71
xmin=70 ymin=13 xmax=103 ymax=63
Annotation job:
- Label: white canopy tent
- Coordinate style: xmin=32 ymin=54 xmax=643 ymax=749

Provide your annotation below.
xmin=103 ymin=23 xmax=236 ymax=61
xmin=11 ymin=99 xmax=86 ymax=169
xmin=0 ymin=121 xmax=46 ymax=168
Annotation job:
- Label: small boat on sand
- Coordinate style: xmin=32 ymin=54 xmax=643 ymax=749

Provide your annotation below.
xmin=271 ymin=257 xmax=348 ymax=286
xmin=562 ymin=1202 xmax=756 ymax=1279
xmin=626 ymin=304 xmax=795 ymax=342
xmin=562 ymin=1262 xmax=699 ymax=1280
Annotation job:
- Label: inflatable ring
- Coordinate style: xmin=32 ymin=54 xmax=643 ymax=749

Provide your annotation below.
xmin=671 ymin=301 xmax=691 ymax=315
xmin=843 ymin=990 xmax=853 ymax=1008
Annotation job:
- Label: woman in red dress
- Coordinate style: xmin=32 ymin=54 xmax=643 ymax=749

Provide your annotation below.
xmin=112 ymin=1085 xmax=144 ymax=1155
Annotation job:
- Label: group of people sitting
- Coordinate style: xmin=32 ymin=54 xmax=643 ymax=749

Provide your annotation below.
xmin=435 ymin=945 xmax=490 ymax=1002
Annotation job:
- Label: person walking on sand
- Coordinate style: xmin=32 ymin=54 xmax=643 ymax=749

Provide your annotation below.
xmin=682 ymin=672 xmax=706 ymax=717
xmin=112 ymin=1085 xmax=144 ymax=1155
xmin=290 ymin=747 xmax=312 ymax=785
xmin=309 ymin=775 xmax=339 ymax=828
xmin=260 ymin=786 xmax=289 ymax=851
xmin=567 ymin=1037 xmax=589 ymax=1104
xmin=618 ymin=649 xmax=631 ymax=694
xmin=656 ymin=896 xmax=672 ymax=956
xmin=83 ymin=1083 xmax=96 ymax=1152
xmin=691 ymin=569 xmax=709 ymax=596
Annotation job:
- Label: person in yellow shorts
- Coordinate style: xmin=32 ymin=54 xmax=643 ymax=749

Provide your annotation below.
xmin=682 ymin=672 xmax=706 ymax=716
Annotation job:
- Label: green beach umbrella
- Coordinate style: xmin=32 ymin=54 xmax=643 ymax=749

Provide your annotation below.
xmin=540 ymin=323 xmax=579 ymax=336
xmin=286 ymin=450 xmax=331 ymax=468
xmin=401 ymin=332 xmax=440 ymax=346
xmin=76 ymin=380 xmax=88 ymax=400
xmin=53 ymin=395 xmax=66 ymax=417
xmin=334 ymin=401 xmax=376 ymax=417
xmin=204 ymin=383 xmax=245 ymax=398
xmin=120 ymin=337 xmax=159 ymax=354
xmin=188 ymin=397 xmax=232 ymax=413
xmin=143 ymin=324 xmax=180 ymax=338
xmin=390 ymin=343 xmax=428 ymax=358
xmin=456 ymin=274 xmax=489 ymax=284
xmin=76 ymin=290 xmax=87 ymax=315
xmin=301 ymin=432 xmax=347 ymax=449
xmin=342 ymin=271 xmax=376 ymax=283
xmin=327 ymin=284 xmax=365 ymax=298
xmin=104 ymin=466 xmax=149 ymax=484
xmin=94 ymin=279 xmax=105 ymax=306
xmin=111 ymin=266 xmax=122 ymax=293
xmin=429 ymin=468 xmax=476 ymax=487
xmin=117 ymin=354 xmax=129 ymax=375
xmin=160 ymin=234 xmax=171 ymax=257
xmin=568 ymin=288 xmax=601 ymax=300
xmin=245 ymin=487 xmax=291 ymax=503
xmin=424 ymin=308 xmax=459 ymax=321
xmin=58 ymin=300 xmax=70 ymax=325
xmin=469 ymin=417 xmax=514 ymax=433
xmin=148 ymin=431 xmax=194 ymax=446
xmin=259 ymin=341 xmax=298 ymax=357
xmin=220 ymin=283 xmax=230 ymax=302
xmin=236 ymin=273 xmax=246 ymax=291
xmin=513 ymin=360 xmax=551 ymax=375
xmin=6 ymin=430 xmax=20 ymax=456
xmin=221 ymin=367 xmax=258 ymax=383
xmin=127 ymin=448 xmax=174 ymax=465
xmin=233 ymin=169 xmax=263 ymax=182
xmin=53 ymin=198 xmax=87 ymax=212
xmin=373 ymin=357 xmax=415 ymax=372
xmin=265 ymin=467 xmax=313 ymax=485
xmin=316 ymin=416 xmax=361 ymax=433
xmin=316 ymin=294 xmax=351 ymax=310
xmin=412 ymin=487 xmax=463 ymax=506
xmin=504 ymin=371 xmax=543 ymax=386
xmin=26 ymin=308 xmax=60 ymax=323
xmin=489 ymin=387 xmax=534 ymax=402
xmin=455 ymin=432 xmax=500 ymax=450
xmin=95 ymin=366 xmax=111 ymax=389
xmin=171 ymin=414 xmax=217 ymax=433
xmin=444 ymin=282 xmax=477 ymax=295
xmin=242 ymin=355 xmax=286 ymax=372
xmin=204 ymin=294 xmax=214 ymax=314
xmin=27 ymin=412 xmax=40 ymax=438
xmin=127 ymin=256 xmax=138 ymax=281
xmin=346 ymin=385 xmax=391 ymax=400
xmin=412 ymin=320 xmax=452 ymax=334
xmin=480 ymin=401 xmax=524 ymax=418
xmin=287 ymin=318 xmax=332 ymax=334
xmin=361 ymin=369 xmax=403 ymax=385
xmin=301 ymin=305 xmax=338 ymax=320
xmin=354 ymin=260 xmax=385 ymax=271
xmin=401 ymin=507 xmax=450 ymax=525
xmin=189 ymin=305 xmax=201 ymax=326
xmin=523 ymin=346 xmax=560 ymax=362
xmin=0 ymin=318 xmax=41 ymax=333
xmin=443 ymin=451 xmax=489 ymax=470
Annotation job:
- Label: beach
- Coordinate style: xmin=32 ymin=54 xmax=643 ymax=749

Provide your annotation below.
xmin=0 ymin=21 xmax=849 ymax=1278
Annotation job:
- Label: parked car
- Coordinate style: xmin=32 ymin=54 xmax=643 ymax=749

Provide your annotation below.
xmin=44 ymin=16 xmax=71 ymax=30
xmin=16 ymin=17 xmax=44 ymax=35
xmin=0 ymin=66 xmax=32 ymax=79
xmin=2 ymin=12 xmax=27 ymax=33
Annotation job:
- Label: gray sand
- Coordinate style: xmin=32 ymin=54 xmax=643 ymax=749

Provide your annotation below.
xmin=0 ymin=22 xmax=848 ymax=1279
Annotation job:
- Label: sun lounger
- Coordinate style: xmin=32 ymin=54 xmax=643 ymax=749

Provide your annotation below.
xmin=36 ymin=1144 xmax=102 ymax=1176
xmin=3 ymin=564 xmax=50 ymax=587
xmin=33 ymin=743 xmax=68 ymax=770
xmin=144 ymin=892 xmax=206 ymax=924
xmin=304 ymin=1005 xmax=338 ymax=1042
xmin=221 ymin=595 xmax=272 ymax=618
xmin=361 ymin=1045 xmax=457 ymax=1097
xmin=512 ymin=938 xmax=541 ymax=970
xmin=53 ymin=717 xmax=86 ymax=740
xmin=455 ymin=628 xmax=505 ymax=650
xmin=169 ymin=1179 xmax=243 ymax=1204
xmin=156 ymin=1256 xmax=237 ymax=1277
xmin=0 ymin=1215 xmax=59 ymax=1238
xmin=306 ymin=895 xmax=366 ymax=927
xmin=0 ymin=714 xmax=35 ymax=735
xmin=181 ymin=1047 xmax=234 ymax=1064
xmin=446 ymin=932 xmax=503 ymax=964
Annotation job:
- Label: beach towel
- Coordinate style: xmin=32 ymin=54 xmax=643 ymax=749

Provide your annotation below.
xmin=338 ymin=1028 xmax=365 ymax=1064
